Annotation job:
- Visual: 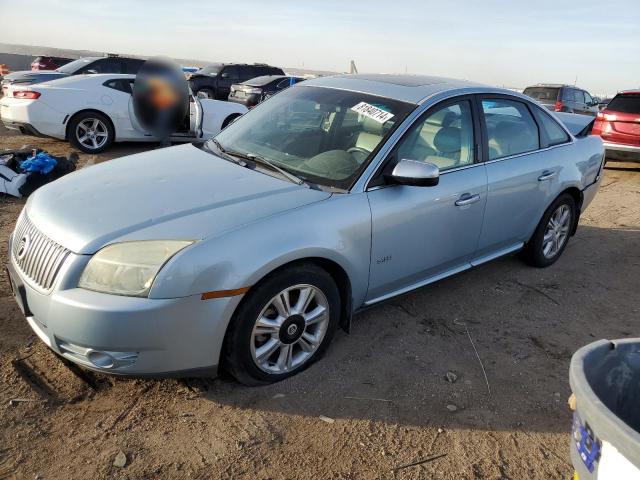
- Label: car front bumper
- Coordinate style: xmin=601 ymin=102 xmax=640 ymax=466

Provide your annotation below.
xmin=6 ymin=236 xmax=241 ymax=377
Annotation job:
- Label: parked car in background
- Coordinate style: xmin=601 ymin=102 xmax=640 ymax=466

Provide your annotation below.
xmin=523 ymin=84 xmax=599 ymax=116
xmin=188 ymin=63 xmax=285 ymax=100
xmin=6 ymin=74 xmax=604 ymax=385
xmin=228 ymin=75 xmax=305 ymax=107
xmin=1 ymin=55 xmax=145 ymax=89
xmin=30 ymin=56 xmax=74 ymax=71
xmin=592 ymin=90 xmax=640 ymax=161
xmin=597 ymin=97 xmax=612 ymax=111
xmin=0 ymin=74 xmax=247 ymax=153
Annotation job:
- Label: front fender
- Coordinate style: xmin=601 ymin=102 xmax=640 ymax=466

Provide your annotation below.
xmin=150 ymin=193 xmax=372 ymax=310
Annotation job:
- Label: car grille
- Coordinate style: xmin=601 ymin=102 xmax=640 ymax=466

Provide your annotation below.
xmin=11 ymin=214 xmax=70 ymax=291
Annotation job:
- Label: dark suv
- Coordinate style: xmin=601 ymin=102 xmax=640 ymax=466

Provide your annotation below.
xmin=188 ymin=63 xmax=285 ymax=100
xmin=1 ymin=55 xmax=145 ymax=88
xmin=523 ymin=84 xmax=599 ymax=116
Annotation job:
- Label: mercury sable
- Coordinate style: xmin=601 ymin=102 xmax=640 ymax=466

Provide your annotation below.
xmin=7 ymin=74 xmax=604 ymax=385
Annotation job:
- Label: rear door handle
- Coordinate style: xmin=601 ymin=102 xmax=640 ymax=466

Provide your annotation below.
xmin=538 ymin=171 xmax=557 ymax=181
xmin=455 ymin=193 xmax=480 ymax=207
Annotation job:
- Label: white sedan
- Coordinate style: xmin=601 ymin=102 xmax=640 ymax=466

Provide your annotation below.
xmin=0 ymin=74 xmax=248 ymax=153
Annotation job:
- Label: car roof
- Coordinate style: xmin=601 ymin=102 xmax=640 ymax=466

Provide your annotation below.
xmin=617 ymin=89 xmax=640 ymax=95
xmin=301 ymin=74 xmax=492 ymax=104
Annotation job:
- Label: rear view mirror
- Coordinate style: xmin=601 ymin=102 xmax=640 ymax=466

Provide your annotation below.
xmin=386 ymin=159 xmax=440 ymax=187
xmin=221 ymin=72 xmax=229 ymax=78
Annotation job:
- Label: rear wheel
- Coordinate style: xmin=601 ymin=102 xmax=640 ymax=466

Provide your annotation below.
xmin=68 ymin=111 xmax=114 ymax=153
xmin=523 ymin=193 xmax=576 ymax=267
xmin=223 ymin=263 xmax=340 ymax=385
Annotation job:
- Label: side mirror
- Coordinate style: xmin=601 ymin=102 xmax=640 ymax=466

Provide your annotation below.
xmin=386 ymin=159 xmax=440 ymax=187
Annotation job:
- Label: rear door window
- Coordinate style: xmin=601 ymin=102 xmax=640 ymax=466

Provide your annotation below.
xmin=103 ymin=79 xmax=133 ymax=94
xmin=223 ymin=66 xmax=240 ymax=81
xmin=482 ymin=99 xmax=540 ymax=160
xmin=606 ymin=93 xmax=640 ymax=114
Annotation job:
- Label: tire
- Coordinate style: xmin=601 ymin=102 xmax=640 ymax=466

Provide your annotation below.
xmin=223 ymin=263 xmax=340 ymax=386
xmin=523 ymin=193 xmax=576 ymax=268
xmin=221 ymin=113 xmax=242 ymax=130
xmin=68 ymin=111 xmax=114 ymax=153
xmin=196 ymin=88 xmax=215 ymax=99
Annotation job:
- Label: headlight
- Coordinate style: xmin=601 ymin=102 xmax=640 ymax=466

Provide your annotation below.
xmin=78 ymin=240 xmax=193 ymax=297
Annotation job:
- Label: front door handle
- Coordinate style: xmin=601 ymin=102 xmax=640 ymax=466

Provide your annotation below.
xmin=455 ymin=193 xmax=480 ymax=207
xmin=538 ymin=170 xmax=557 ymax=181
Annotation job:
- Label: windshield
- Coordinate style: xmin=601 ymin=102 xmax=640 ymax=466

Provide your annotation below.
xmin=210 ymin=86 xmax=415 ymax=189
xmin=523 ymin=87 xmax=560 ymax=102
xmin=56 ymin=58 xmax=93 ymax=74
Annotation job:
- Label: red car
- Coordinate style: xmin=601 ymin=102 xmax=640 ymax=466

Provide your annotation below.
xmin=30 ymin=56 xmax=73 ymax=71
xmin=592 ymin=90 xmax=640 ymax=161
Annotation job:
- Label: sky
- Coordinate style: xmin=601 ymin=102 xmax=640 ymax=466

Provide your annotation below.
xmin=1 ymin=0 xmax=638 ymax=95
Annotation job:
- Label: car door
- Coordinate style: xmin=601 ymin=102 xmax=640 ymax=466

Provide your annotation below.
xmin=583 ymin=91 xmax=598 ymax=116
xmin=101 ymin=78 xmax=145 ymax=140
xmin=573 ymin=89 xmax=587 ymax=115
xmin=217 ymin=66 xmax=239 ymax=99
xmin=365 ymin=97 xmax=488 ymax=302
xmin=475 ymin=96 xmax=569 ymax=259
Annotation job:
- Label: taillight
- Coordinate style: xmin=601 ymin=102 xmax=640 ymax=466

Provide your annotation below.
xmin=554 ymin=101 xmax=563 ymax=112
xmin=13 ymin=90 xmax=41 ymax=99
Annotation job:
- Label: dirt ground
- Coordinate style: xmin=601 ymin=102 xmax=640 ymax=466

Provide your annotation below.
xmin=1 ymin=126 xmax=639 ymax=480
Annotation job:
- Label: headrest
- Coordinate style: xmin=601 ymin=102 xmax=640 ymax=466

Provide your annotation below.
xmin=361 ymin=116 xmax=385 ymax=135
xmin=433 ymin=127 xmax=461 ymax=153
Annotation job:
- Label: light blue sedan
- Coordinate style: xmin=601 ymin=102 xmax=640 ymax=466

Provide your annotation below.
xmin=7 ymin=74 xmax=604 ymax=385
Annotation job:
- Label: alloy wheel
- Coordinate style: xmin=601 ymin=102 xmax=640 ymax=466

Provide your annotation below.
xmin=75 ymin=118 xmax=108 ymax=150
xmin=250 ymin=284 xmax=330 ymax=374
xmin=542 ymin=204 xmax=571 ymax=259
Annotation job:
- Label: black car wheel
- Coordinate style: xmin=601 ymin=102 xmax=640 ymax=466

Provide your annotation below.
xmin=223 ymin=263 xmax=340 ymax=386
xmin=523 ymin=193 xmax=576 ymax=267
xmin=68 ymin=111 xmax=114 ymax=153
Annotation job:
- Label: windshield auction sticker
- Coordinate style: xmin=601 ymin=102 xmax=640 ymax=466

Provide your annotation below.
xmin=350 ymin=102 xmax=394 ymax=124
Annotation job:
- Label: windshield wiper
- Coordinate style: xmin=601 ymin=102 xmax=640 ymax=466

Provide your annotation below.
xmin=208 ymin=139 xmax=307 ymax=186
xmin=224 ymin=150 xmax=304 ymax=186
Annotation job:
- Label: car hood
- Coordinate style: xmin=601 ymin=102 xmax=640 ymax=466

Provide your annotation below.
xmin=3 ymin=71 xmax=69 ymax=84
xmin=25 ymin=143 xmax=332 ymax=254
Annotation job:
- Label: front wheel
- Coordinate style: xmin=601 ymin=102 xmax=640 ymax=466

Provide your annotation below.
xmin=223 ymin=263 xmax=340 ymax=385
xmin=523 ymin=193 xmax=576 ymax=267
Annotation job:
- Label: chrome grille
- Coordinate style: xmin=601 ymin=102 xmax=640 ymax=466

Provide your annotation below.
xmin=11 ymin=214 xmax=70 ymax=290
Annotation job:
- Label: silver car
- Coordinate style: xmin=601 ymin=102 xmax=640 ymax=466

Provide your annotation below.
xmin=7 ymin=74 xmax=604 ymax=385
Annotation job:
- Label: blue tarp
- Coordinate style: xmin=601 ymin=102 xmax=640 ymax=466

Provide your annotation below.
xmin=20 ymin=152 xmax=57 ymax=175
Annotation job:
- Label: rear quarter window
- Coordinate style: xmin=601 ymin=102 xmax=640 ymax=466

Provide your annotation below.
xmin=607 ymin=94 xmax=640 ymax=114
xmin=531 ymin=106 xmax=570 ymax=146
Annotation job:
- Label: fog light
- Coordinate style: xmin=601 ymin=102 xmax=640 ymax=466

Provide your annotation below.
xmin=87 ymin=350 xmax=115 ymax=369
